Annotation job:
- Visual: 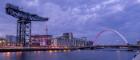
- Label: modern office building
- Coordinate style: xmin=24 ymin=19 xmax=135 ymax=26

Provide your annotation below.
xmin=51 ymin=33 xmax=93 ymax=48
xmin=5 ymin=35 xmax=16 ymax=42
xmin=30 ymin=33 xmax=93 ymax=48
xmin=30 ymin=35 xmax=53 ymax=47
xmin=5 ymin=35 xmax=17 ymax=46
xmin=0 ymin=38 xmax=7 ymax=47
xmin=137 ymin=41 xmax=140 ymax=45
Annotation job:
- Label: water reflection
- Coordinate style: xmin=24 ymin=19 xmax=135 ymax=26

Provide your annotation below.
xmin=16 ymin=52 xmax=26 ymax=60
xmin=2 ymin=52 xmax=11 ymax=60
xmin=116 ymin=50 xmax=121 ymax=60
xmin=0 ymin=50 xmax=136 ymax=60
xmin=48 ymin=50 xmax=71 ymax=53
xmin=3 ymin=52 xmax=11 ymax=57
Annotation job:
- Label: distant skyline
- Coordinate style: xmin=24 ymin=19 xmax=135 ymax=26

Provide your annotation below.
xmin=0 ymin=0 xmax=140 ymax=44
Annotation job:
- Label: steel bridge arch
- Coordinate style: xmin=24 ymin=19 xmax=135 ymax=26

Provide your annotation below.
xmin=94 ymin=29 xmax=128 ymax=45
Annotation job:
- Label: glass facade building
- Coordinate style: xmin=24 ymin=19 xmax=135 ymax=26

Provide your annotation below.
xmin=51 ymin=33 xmax=93 ymax=48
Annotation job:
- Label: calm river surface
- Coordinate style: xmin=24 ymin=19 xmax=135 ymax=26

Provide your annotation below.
xmin=0 ymin=49 xmax=137 ymax=60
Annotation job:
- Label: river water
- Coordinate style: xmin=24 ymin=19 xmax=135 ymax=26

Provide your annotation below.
xmin=0 ymin=49 xmax=137 ymax=60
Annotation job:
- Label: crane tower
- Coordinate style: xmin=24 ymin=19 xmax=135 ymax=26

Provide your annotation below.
xmin=5 ymin=3 xmax=49 ymax=47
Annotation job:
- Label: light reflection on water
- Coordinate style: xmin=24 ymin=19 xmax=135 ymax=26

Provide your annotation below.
xmin=0 ymin=49 xmax=136 ymax=60
xmin=116 ymin=50 xmax=121 ymax=60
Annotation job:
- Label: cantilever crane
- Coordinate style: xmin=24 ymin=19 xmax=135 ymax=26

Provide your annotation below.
xmin=5 ymin=3 xmax=49 ymax=47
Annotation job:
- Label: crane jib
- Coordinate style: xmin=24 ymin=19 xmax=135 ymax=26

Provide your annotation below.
xmin=6 ymin=8 xmax=48 ymax=21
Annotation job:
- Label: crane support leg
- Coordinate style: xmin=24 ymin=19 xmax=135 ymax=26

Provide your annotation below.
xmin=17 ymin=19 xmax=31 ymax=47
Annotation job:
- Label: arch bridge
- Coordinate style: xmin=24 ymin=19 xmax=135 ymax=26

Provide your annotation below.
xmin=93 ymin=29 xmax=129 ymax=46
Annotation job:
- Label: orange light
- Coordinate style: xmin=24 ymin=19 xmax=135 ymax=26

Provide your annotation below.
xmin=63 ymin=50 xmax=67 ymax=52
xmin=0 ymin=41 xmax=2 ymax=44
xmin=64 ymin=46 xmax=69 ymax=49
xmin=54 ymin=50 xmax=57 ymax=52
xmin=48 ymin=50 xmax=53 ymax=53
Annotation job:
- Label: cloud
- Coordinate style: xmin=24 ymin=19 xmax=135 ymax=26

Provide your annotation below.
xmin=89 ymin=0 xmax=124 ymax=16
xmin=103 ymin=0 xmax=118 ymax=4
xmin=136 ymin=0 xmax=140 ymax=3
xmin=0 ymin=17 xmax=16 ymax=37
xmin=20 ymin=0 xmax=140 ymax=40
xmin=1 ymin=0 xmax=140 ymax=44
xmin=22 ymin=0 xmax=39 ymax=7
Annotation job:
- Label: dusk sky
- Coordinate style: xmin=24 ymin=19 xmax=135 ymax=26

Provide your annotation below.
xmin=0 ymin=0 xmax=140 ymax=44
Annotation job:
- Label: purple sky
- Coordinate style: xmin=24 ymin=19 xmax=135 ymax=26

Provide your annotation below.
xmin=0 ymin=0 xmax=140 ymax=44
